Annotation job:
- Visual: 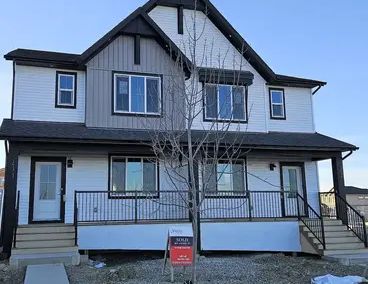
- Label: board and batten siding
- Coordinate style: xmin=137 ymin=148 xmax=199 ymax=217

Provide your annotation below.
xmin=86 ymin=35 xmax=185 ymax=130
xmin=149 ymin=5 xmax=316 ymax=133
xmin=13 ymin=65 xmax=85 ymax=123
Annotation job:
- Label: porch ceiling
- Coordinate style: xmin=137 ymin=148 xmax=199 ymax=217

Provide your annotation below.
xmin=0 ymin=119 xmax=357 ymax=152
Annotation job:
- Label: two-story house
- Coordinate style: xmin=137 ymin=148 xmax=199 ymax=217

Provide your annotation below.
xmin=1 ymin=0 xmax=366 ymax=267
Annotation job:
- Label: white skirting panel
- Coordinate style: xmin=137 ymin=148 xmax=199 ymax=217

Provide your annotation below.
xmin=78 ymin=223 xmax=191 ymax=250
xmin=201 ymin=222 xmax=301 ymax=252
xmin=78 ymin=222 xmax=301 ymax=252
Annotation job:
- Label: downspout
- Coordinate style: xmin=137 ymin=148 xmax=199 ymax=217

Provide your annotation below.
xmin=342 ymin=150 xmax=353 ymax=160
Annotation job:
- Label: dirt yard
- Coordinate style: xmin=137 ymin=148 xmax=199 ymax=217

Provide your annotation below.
xmin=0 ymin=253 xmax=367 ymax=284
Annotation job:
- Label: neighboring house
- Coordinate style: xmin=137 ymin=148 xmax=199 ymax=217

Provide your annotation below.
xmin=343 ymin=186 xmax=368 ymax=217
xmin=0 ymin=0 xmax=365 ymax=266
xmin=0 ymin=168 xmax=4 ymax=190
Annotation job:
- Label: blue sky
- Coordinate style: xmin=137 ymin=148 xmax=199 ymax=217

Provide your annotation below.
xmin=0 ymin=0 xmax=367 ymax=190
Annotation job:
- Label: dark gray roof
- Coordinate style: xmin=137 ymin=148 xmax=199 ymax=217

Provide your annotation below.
xmin=0 ymin=119 xmax=357 ymax=152
xmin=343 ymin=186 xmax=368 ymax=194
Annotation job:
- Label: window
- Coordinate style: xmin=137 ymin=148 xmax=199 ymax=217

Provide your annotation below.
xmin=56 ymin=72 xmax=77 ymax=108
xmin=113 ymin=73 xmax=161 ymax=115
xmin=204 ymin=84 xmax=246 ymax=121
xmin=202 ymin=160 xmax=247 ymax=194
xmin=269 ymin=88 xmax=286 ymax=119
xmin=39 ymin=165 xmax=57 ymax=200
xmin=110 ymin=157 xmax=158 ymax=195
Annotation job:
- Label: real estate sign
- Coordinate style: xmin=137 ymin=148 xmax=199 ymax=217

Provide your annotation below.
xmin=168 ymin=226 xmax=193 ymax=266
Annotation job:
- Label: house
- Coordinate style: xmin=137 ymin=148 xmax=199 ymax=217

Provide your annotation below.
xmin=0 ymin=168 xmax=4 ymax=190
xmin=0 ymin=0 xmax=366 ymax=267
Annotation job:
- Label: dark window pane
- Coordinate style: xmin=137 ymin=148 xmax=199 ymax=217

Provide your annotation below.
xmin=143 ymin=159 xmax=156 ymax=192
xmin=60 ymin=75 xmax=73 ymax=89
xmin=232 ymin=163 xmax=245 ymax=192
xmin=147 ymin=78 xmax=159 ymax=113
xmin=203 ymin=163 xmax=217 ymax=192
xmin=112 ymin=159 xmax=126 ymax=192
xmin=271 ymin=91 xmax=283 ymax=104
xmin=272 ymin=105 xmax=284 ymax=117
xmin=232 ymin=87 xmax=245 ymax=120
xmin=218 ymin=85 xmax=232 ymax=119
xmin=131 ymin=76 xmax=145 ymax=112
xmin=59 ymin=90 xmax=73 ymax=104
xmin=115 ymin=76 xmax=129 ymax=111
xmin=288 ymin=169 xmax=298 ymax=192
xmin=205 ymin=85 xmax=218 ymax=119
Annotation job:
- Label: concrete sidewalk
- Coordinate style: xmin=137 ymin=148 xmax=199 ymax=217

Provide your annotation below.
xmin=24 ymin=263 xmax=69 ymax=284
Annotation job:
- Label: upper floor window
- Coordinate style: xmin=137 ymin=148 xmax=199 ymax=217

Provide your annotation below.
xmin=55 ymin=71 xmax=77 ymax=108
xmin=204 ymin=84 xmax=247 ymax=122
xmin=269 ymin=88 xmax=286 ymax=119
xmin=113 ymin=73 xmax=161 ymax=115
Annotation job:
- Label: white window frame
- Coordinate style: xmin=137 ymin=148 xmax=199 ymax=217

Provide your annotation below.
xmin=57 ymin=73 xmax=76 ymax=107
xmin=109 ymin=156 xmax=159 ymax=195
xmin=113 ymin=73 xmax=161 ymax=115
xmin=204 ymin=83 xmax=247 ymax=122
xmin=270 ymin=89 xmax=286 ymax=119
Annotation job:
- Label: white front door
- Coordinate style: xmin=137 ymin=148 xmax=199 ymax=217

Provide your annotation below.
xmin=282 ymin=165 xmax=305 ymax=216
xmin=33 ymin=162 xmax=62 ymax=221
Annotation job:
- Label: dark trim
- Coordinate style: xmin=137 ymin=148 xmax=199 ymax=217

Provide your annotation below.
xmin=55 ymin=71 xmax=77 ymax=109
xmin=269 ymin=88 xmax=286 ymax=120
xmin=13 ymin=60 xmax=85 ymax=71
xmin=11 ymin=62 xmax=15 ymax=119
xmin=111 ymin=70 xmax=163 ymax=117
xmin=202 ymin=82 xmax=248 ymax=124
xmin=107 ymin=154 xmax=160 ymax=199
xmin=134 ymin=35 xmax=141 ymax=65
xmin=198 ymin=68 xmax=254 ymax=86
xmin=28 ymin=157 xmax=66 ymax=224
xmin=279 ymin=162 xmax=308 ymax=217
xmin=177 ymin=6 xmax=184 ymax=34
xmin=1 ymin=143 xmax=19 ymax=254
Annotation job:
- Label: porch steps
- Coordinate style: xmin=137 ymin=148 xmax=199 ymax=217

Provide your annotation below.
xmin=301 ymin=219 xmax=368 ymax=258
xmin=10 ymin=224 xmax=80 ymax=268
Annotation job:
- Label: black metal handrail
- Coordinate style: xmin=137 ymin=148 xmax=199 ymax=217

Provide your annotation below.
xmin=73 ymin=191 xmax=78 ymax=246
xmin=297 ymin=193 xmax=326 ymax=249
xmin=335 ymin=192 xmax=367 ymax=246
xmin=13 ymin=191 xmax=20 ymax=248
xmin=75 ymin=190 xmax=309 ymax=223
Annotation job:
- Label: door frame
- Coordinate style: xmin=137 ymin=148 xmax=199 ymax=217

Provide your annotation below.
xmin=28 ymin=157 xmax=66 ymax=224
xmin=279 ymin=162 xmax=308 ymax=217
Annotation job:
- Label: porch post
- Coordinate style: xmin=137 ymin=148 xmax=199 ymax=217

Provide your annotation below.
xmin=1 ymin=142 xmax=19 ymax=255
xmin=331 ymin=153 xmax=347 ymax=223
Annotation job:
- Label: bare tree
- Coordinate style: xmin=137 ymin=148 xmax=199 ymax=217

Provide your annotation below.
xmin=138 ymin=2 xmax=253 ymax=282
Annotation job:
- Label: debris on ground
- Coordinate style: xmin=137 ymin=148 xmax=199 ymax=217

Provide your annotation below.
xmin=311 ymin=274 xmax=368 ymax=284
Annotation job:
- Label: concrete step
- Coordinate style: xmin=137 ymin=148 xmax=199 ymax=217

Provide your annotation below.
xmin=323 ymin=225 xmax=348 ymax=232
xmin=319 ymin=242 xmax=365 ymax=250
xmin=323 ymin=219 xmax=343 ymax=226
xmin=323 ymin=248 xmax=368 ymax=256
xmin=16 ymin=232 xmax=75 ymax=241
xmin=12 ymin=246 xmax=78 ymax=255
xmin=323 ymin=253 xmax=368 ymax=265
xmin=323 ymin=230 xmax=355 ymax=238
xmin=17 ymin=225 xmax=74 ymax=235
xmin=10 ymin=251 xmax=80 ymax=268
xmin=324 ymin=236 xmax=362 ymax=244
xmin=16 ymin=239 xmax=75 ymax=249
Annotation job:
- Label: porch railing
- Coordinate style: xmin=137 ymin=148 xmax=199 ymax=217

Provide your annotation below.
xmin=320 ymin=191 xmax=367 ymax=246
xmin=74 ymin=190 xmax=320 ymax=223
xmin=297 ymin=193 xmax=326 ymax=249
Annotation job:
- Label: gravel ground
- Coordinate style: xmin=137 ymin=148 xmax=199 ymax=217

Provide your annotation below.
xmin=1 ymin=253 xmax=368 ymax=283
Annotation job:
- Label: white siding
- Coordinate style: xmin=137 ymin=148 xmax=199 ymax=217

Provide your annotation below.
xmin=149 ymin=6 xmax=267 ymax=133
xmin=13 ymin=65 xmax=85 ymax=123
xmin=16 ymin=154 xmax=320 ymax=224
xmin=149 ymin=6 xmax=315 ymax=133
xmin=17 ymin=156 xmax=31 ymax=225
xmin=268 ymin=86 xmax=315 ymax=133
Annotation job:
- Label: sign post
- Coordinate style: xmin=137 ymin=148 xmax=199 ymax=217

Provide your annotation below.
xmin=163 ymin=226 xmax=194 ymax=283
